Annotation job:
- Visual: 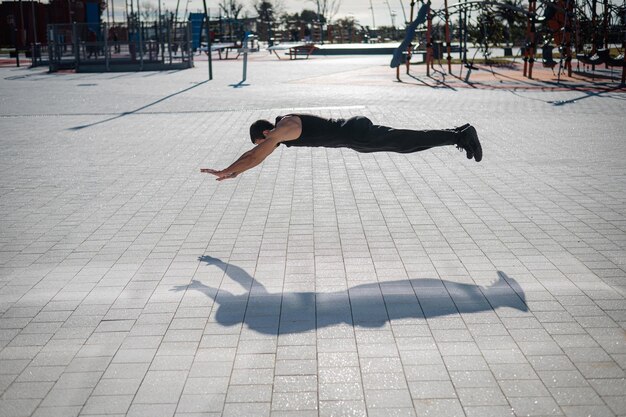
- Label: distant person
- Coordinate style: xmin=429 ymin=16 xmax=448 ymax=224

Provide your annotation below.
xmin=201 ymin=114 xmax=482 ymax=181
xmin=108 ymin=27 xmax=120 ymax=53
xmin=86 ymin=30 xmax=97 ymax=58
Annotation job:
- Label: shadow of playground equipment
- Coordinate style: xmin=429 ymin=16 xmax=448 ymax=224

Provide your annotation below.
xmin=170 ymin=256 xmax=528 ymax=334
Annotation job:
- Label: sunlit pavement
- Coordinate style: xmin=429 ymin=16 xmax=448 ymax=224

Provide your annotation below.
xmin=1 ymin=53 xmax=625 ymax=417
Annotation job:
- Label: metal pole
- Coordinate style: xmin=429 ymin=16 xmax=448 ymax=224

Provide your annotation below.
xmin=202 ymin=0 xmax=212 ymax=80
xmin=73 ymin=22 xmax=79 ymax=70
xmin=157 ymin=0 xmax=161 ymax=61
xmin=167 ymin=21 xmax=172 ymax=63
xmin=12 ymin=24 xmax=20 ymax=67
xmin=463 ymin=0 xmax=468 ymax=62
xmin=459 ymin=8 xmax=463 ymax=60
xmin=105 ymin=22 xmax=110 ymax=70
xmin=398 ymin=0 xmax=408 ymax=24
xmin=443 ymin=0 xmax=453 ymax=73
xmin=31 ymin=0 xmax=38 ymax=44
xmin=18 ymin=0 xmax=25 ymax=48
xmin=369 ymin=0 xmax=377 ymax=29
xmin=426 ymin=6 xmax=432 ymax=76
xmin=137 ymin=0 xmax=144 ymax=70
xmin=242 ymin=34 xmax=248 ymax=82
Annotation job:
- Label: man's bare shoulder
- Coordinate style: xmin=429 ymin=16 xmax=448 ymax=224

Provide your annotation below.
xmin=269 ymin=115 xmax=302 ymax=142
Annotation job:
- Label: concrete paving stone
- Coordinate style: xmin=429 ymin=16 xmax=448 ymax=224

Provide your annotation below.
xmin=31 ymin=406 xmax=82 ymax=417
xmin=222 ymin=402 xmax=271 ymax=417
xmin=271 ymin=392 xmax=318 ymax=411
xmin=80 ymin=394 xmax=133 ymax=415
xmin=92 ymin=378 xmax=142 ymax=396
xmin=0 ymin=399 xmax=41 ymax=417
xmin=319 ymin=382 xmax=364 ymax=401
xmin=319 ymin=400 xmax=367 ymax=417
xmin=549 ymin=386 xmax=605 ymax=406
xmin=226 ymin=384 xmax=273 ymax=402
xmin=444 ymin=355 xmax=490 ymax=372
xmin=270 ymin=411 xmax=318 ymax=417
xmin=367 ymin=408 xmax=417 ymax=417
xmin=508 ymin=396 xmax=563 ymax=416
xmin=134 ymin=370 xmax=187 ymax=404
xmin=451 ymin=370 xmax=498 ymax=387
xmin=464 ymin=405 xmax=516 ymax=417
xmin=364 ymin=389 xmax=414 ymax=408
xmin=528 ymin=355 xmax=577 ymax=371
xmin=175 ymin=393 xmax=225 ymax=414
xmin=126 ymin=403 xmax=177 ymax=417
xmin=456 ymin=387 xmax=509 ymax=407
xmin=560 ymin=405 xmax=616 ymax=417
xmin=538 ymin=370 xmax=590 ymax=388
xmin=275 ymin=359 xmax=317 ymax=376
xmin=408 ymin=380 xmax=457 ymax=399
xmin=318 ymin=367 xmax=361 ymax=384
xmin=1 ymin=381 xmax=54 ymax=400
xmin=39 ymin=387 xmax=92 ymax=407
xmin=517 ymin=341 xmax=565 ymax=356
xmin=156 ymin=341 xmax=199 ymax=356
xmin=102 ymin=363 xmax=149 ymax=380
xmin=120 ymin=335 xmax=163 ymax=350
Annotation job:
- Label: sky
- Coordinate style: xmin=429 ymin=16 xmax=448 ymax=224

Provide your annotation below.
xmin=106 ymin=0 xmax=429 ymax=28
xmin=104 ymin=0 xmax=624 ymax=29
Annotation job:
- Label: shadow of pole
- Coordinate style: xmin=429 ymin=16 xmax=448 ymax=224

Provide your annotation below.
xmin=68 ymin=79 xmax=210 ymax=130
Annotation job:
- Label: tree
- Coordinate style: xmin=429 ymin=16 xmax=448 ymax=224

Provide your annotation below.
xmin=495 ymin=0 xmax=526 ymax=46
xmin=308 ymin=0 xmax=341 ymax=42
xmin=468 ymin=8 xmax=505 ymax=60
xmin=254 ymin=0 xmax=283 ymax=41
xmin=335 ymin=16 xmax=358 ymax=42
xmin=219 ymin=0 xmax=245 ymax=41
xmin=308 ymin=0 xmax=341 ymax=24
xmin=140 ymin=1 xmax=159 ymax=21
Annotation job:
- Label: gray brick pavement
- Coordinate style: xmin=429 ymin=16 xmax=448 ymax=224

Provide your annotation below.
xmin=0 ymin=55 xmax=625 ymax=416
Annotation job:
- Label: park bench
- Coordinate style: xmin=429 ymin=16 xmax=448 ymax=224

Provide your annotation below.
xmin=212 ymin=43 xmax=241 ymax=60
xmin=268 ymin=43 xmax=317 ymax=60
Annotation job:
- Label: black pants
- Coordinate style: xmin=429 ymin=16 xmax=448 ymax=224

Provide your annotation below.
xmin=343 ymin=116 xmax=460 ymax=154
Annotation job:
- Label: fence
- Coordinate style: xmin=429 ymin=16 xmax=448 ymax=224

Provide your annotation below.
xmin=47 ymin=21 xmax=193 ymax=72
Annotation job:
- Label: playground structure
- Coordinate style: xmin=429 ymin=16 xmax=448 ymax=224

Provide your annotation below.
xmin=392 ymin=0 xmax=626 ymax=85
xmin=47 ymin=21 xmax=193 ymax=72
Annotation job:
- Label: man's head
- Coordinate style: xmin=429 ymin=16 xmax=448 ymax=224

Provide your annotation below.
xmin=249 ymin=119 xmax=274 ymax=145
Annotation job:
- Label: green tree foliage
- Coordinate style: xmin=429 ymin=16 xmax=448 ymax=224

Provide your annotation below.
xmin=468 ymin=9 xmax=505 ymax=59
xmin=495 ymin=0 xmax=527 ymax=45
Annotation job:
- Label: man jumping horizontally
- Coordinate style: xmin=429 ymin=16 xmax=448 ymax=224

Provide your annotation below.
xmin=201 ymin=114 xmax=482 ymax=181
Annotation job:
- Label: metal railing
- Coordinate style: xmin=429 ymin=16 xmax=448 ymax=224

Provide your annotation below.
xmin=47 ymin=21 xmax=193 ymax=72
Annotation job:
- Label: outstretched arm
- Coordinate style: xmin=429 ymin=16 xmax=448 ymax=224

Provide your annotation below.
xmin=200 ymin=137 xmax=282 ymax=181
xmin=200 ymin=116 xmax=302 ymax=181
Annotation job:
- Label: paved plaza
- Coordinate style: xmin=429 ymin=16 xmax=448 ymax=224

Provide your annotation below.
xmin=0 ymin=53 xmax=625 ymax=417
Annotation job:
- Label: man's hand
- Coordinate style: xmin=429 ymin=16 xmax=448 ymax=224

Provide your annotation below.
xmin=200 ymin=168 xmax=238 ymax=181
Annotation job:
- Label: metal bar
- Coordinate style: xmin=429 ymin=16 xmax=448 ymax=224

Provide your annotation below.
xmin=443 ymin=0 xmax=452 ymax=73
xmin=105 ymin=22 xmax=110 ymax=70
xmin=202 ymin=0 xmax=212 ymax=80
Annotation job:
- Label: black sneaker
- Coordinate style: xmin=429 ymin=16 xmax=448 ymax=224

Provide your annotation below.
xmin=456 ymin=125 xmax=482 ymax=162
xmin=453 ymin=123 xmax=470 ymax=132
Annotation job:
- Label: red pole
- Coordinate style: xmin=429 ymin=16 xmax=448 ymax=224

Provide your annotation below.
xmin=523 ymin=2 xmax=530 ymax=76
xmin=528 ymin=0 xmax=536 ymax=78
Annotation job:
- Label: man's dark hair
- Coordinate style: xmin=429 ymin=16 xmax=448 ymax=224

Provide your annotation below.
xmin=249 ymin=119 xmax=275 ymax=144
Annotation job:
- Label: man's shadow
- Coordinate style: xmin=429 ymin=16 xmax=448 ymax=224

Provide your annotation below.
xmin=171 ymin=255 xmax=528 ymax=334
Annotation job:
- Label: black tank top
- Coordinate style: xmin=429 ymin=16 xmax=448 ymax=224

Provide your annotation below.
xmin=277 ymin=114 xmax=348 ymax=149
